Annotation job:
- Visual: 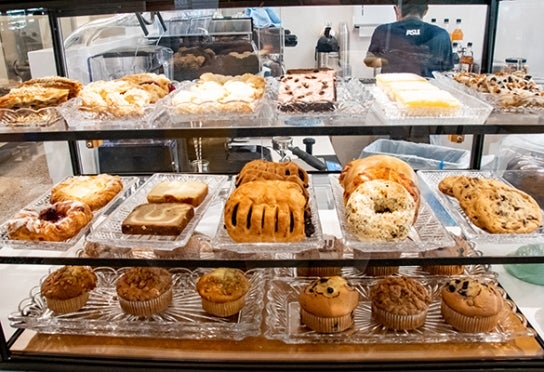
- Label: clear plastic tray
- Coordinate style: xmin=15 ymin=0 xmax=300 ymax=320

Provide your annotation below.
xmin=212 ymin=181 xmax=324 ymax=254
xmin=0 ymin=107 xmax=64 ymax=127
xmin=87 ymin=173 xmax=227 ymax=250
xmin=418 ymin=170 xmax=544 ymax=244
xmin=0 ymin=176 xmax=138 ymax=251
xmin=161 ymin=78 xmax=275 ymax=124
xmin=275 ymin=78 xmax=374 ymax=124
xmin=9 ymin=267 xmax=265 ymax=340
xmin=433 ymin=71 xmax=544 ymax=114
xmin=58 ymin=97 xmax=158 ymax=129
xmin=329 ymin=174 xmax=454 ymax=252
xmin=264 ymin=275 xmax=534 ymax=344
xmin=370 ymin=79 xmax=493 ymax=125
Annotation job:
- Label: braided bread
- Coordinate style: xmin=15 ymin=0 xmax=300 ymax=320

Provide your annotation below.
xmin=223 ymin=180 xmax=307 ymax=242
xmin=236 ymin=159 xmax=309 ymax=188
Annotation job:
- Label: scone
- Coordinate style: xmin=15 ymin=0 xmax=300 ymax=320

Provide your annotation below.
xmin=196 ymin=268 xmax=249 ymax=317
xmin=146 ymin=180 xmax=208 ymax=207
xmin=298 ymin=276 xmax=359 ymax=333
xmin=370 ymin=276 xmax=431 ymax=330
xmin=40 ymin=266 xmax=97 ymax=314
xmin=50 ymin=174 xmax=124 ymax=211
xmin=116 ymin=267 xmax=173 ymax=317
xmin=441 ymin=278 xmax=504 ymax=333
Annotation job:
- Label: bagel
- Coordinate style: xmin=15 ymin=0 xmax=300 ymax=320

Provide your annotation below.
xmin=344 ymin=180 xmax=416 ymax=241
xmin=339 ymin=155 xmax=420 ymax=220
xmin=7 ymin=200 xmax=93 ymax=241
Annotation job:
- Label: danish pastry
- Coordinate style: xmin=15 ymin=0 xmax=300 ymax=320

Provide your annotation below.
xmin=50 ymin=174 xmax=123 ymax=211
xmin=7 ymin=200 xmax=93 ymax=241
xmin=223 ymin=180 xmax=307 ymax=242
xmin=236 ymin=159 xmax=309 ymax=189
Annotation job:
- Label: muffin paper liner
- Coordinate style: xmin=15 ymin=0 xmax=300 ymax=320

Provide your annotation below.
xmin=441 ymin=301 xmax=500 ymax=333
xmin=372 ymin=304 xmax=428 ymax=331
xmin=300 ymin=308 xmax=354 ymax=333
xmin=119 ymin=287 xmax=173 ymax=317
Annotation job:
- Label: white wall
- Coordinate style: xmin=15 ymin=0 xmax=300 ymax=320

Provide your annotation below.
xmin=281 ymin=4 xmax=487 ymax=78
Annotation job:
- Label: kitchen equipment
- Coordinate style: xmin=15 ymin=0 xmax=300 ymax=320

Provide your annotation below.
xmin=315 ymin=25 xmax=339 ymax=69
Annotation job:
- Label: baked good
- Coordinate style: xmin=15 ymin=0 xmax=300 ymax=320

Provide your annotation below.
xmin=40 ymin=265 xmax=97 ymax=314
xmin=376 ymin=73 xmax=461 ymax=116
xmin=223 ymin=180 xmax=308 ymax=242
xmin=78 ymin=73 xmax=173 ymax=117
xmin=146 ymin=180 xmax=208 ymax=207
xmin=354 ymin=251 xmax=400 ymax=276
xmin=171 ymin=73 xmax=265 ymax=114
xmin=298 ymin=276 xmax=359 ymax=333
xmin=277 ymin=68 xmax=337 ymax=113
xmin=196 ymin=268 xmax=249 ymax=317
xmin=339 ymin=155 xmax=420 ymax=216
xmin=441 ymin=278 xmax=504 ymax=332
xmin=0 ymin=76 xmax=82 ymax=109
xmin=49 ymin=174 xmax=123 ymax=211
xmin=370 ymin=276 xmax=431 ymax=330
xmin=7 ymin=200 xmax=93 ymax=241
xmin=236 ymin=159 xmax=309 ymax=189
xmin=421 ymin=234 xmax=468 ymax=275
xmin=116 ymin=267 xmax=173 ymax=316
xmin=121 ymin=203 xmax=194 ymax=235
xmin=438 ymin=175 xmax=542 ymax=234
xmin=345 ymin=180 xmax=416 ymax=241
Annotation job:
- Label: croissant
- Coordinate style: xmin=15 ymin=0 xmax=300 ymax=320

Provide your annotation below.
xmin=224 ymin=180 xmax=307 ymax=242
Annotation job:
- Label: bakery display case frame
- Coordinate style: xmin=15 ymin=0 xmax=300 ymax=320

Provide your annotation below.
xmin=1 ymin=0 xmax=544 ymax=370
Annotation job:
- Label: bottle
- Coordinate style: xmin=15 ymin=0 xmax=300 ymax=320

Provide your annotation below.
xmin=451 ymin=18 xmax=464 ymax=44
xmin=452 ymin=42 xmax=460 ymax=72
xmin=460 ymin=42 xmax=474 ymax=73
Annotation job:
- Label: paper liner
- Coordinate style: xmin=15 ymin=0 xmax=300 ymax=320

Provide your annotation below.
xmin=440 ymin=300 xmax=500 ymax=333
xmin=423 ymin=265 xmax=465 ymax=276
xmin=363 ymin=266 xmax=399 ymax=276
xmin=300 ymin=308 xmax=354 ymax=333
xmin=200 ymin=295 xmax=246 ymax=317
xmin=45 ymin=292 xmax=90 ymax=314
xmin=119 ymin=287 xmax=173 ymax=317
xmin=296 ymin=266 xmax=341 ymax=277
xmin=371 ymin=304 xmax=427 ymax=331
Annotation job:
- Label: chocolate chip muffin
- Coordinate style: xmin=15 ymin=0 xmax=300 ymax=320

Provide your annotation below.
xmin=441 ymin=278 xmax=503 ymax=333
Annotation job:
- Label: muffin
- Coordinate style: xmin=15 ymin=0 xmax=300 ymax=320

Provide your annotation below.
xmin=40 ymin=266 xmax=97 ymax=314
xmin=354 ymin=251 xmax=400 ymax=276
xmin=421 ymin=235 xmax=468 ymax=275
xmin=298 ymin=276 xmax=359 ymax=333
xmin=196 ymin=268 xmax=249 ymax=317
xmin=370 ymin=276 xmax=431 ymax=330
xmin=116 ymin=267 xmax=173 ymax=317
xmin=441 ymin=278 xmax=504 ymax=333
xmin=295 ymin=239 xmax=342 ymax=277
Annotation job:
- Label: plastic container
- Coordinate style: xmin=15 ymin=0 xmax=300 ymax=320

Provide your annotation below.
xmin=504 ymin=244 xmax=544 ymax=286
xmin=360 ymin=139 xmax=470 ymax=170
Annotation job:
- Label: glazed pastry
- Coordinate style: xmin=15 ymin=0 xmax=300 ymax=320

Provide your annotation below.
xmin=49 ymin=174 xmax=123 ymax=211
xmin=7 ymin=200 xmax=93 ymax=241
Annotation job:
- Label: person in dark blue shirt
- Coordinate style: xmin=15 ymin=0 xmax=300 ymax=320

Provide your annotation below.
xmin=364 ymin=0 xmax=453 ymax=77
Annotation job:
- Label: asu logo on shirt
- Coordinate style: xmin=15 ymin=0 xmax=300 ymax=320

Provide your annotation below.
xmin=406 ymin=29 xmax=421 ymax=36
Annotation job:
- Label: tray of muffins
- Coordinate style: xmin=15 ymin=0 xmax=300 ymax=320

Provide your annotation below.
xmin=370 ymin=73 xmax=493 ymax=125
xmin=418 ymin=170 xmax=544 ymax=244
xmin=87 ymin=173 xmax=228 ymax=250
xmin=211 ymin=160 xmax=324 ymax=254
xmin=264 ymin=274 xmax=535 ymax=344
xmin=329 ymin=159 xmax=455 ymax=252
xmin=0 ymin=175 xmax=139 ymax=251
xmin=9 ymin=266 xmax=265 ymax=340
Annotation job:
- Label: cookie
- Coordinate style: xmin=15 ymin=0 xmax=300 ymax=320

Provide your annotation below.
xmin=473 ymin=187 xmax=542 ymax=233
xmin=438 ymin=175 xmax=463 ymax=196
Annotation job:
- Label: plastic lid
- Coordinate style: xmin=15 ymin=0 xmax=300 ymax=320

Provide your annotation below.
xmin=505 ymin=57 xmax=527 ymax=63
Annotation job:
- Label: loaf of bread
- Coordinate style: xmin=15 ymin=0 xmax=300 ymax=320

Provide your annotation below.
xmin=223 ymin=180 xmax=307 ymax=242
xmin=147 ymin=180 xmax=208 ymax=207
xmin=121 ymin=203 xmax=194 ymax=235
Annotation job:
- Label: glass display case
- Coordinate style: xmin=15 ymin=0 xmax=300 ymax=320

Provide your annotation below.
xmin=0 ymin=0 xmax=543 ymax=370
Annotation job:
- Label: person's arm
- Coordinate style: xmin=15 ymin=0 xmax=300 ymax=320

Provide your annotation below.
xmin=364 ymin=52 xmax=383 ymax=68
